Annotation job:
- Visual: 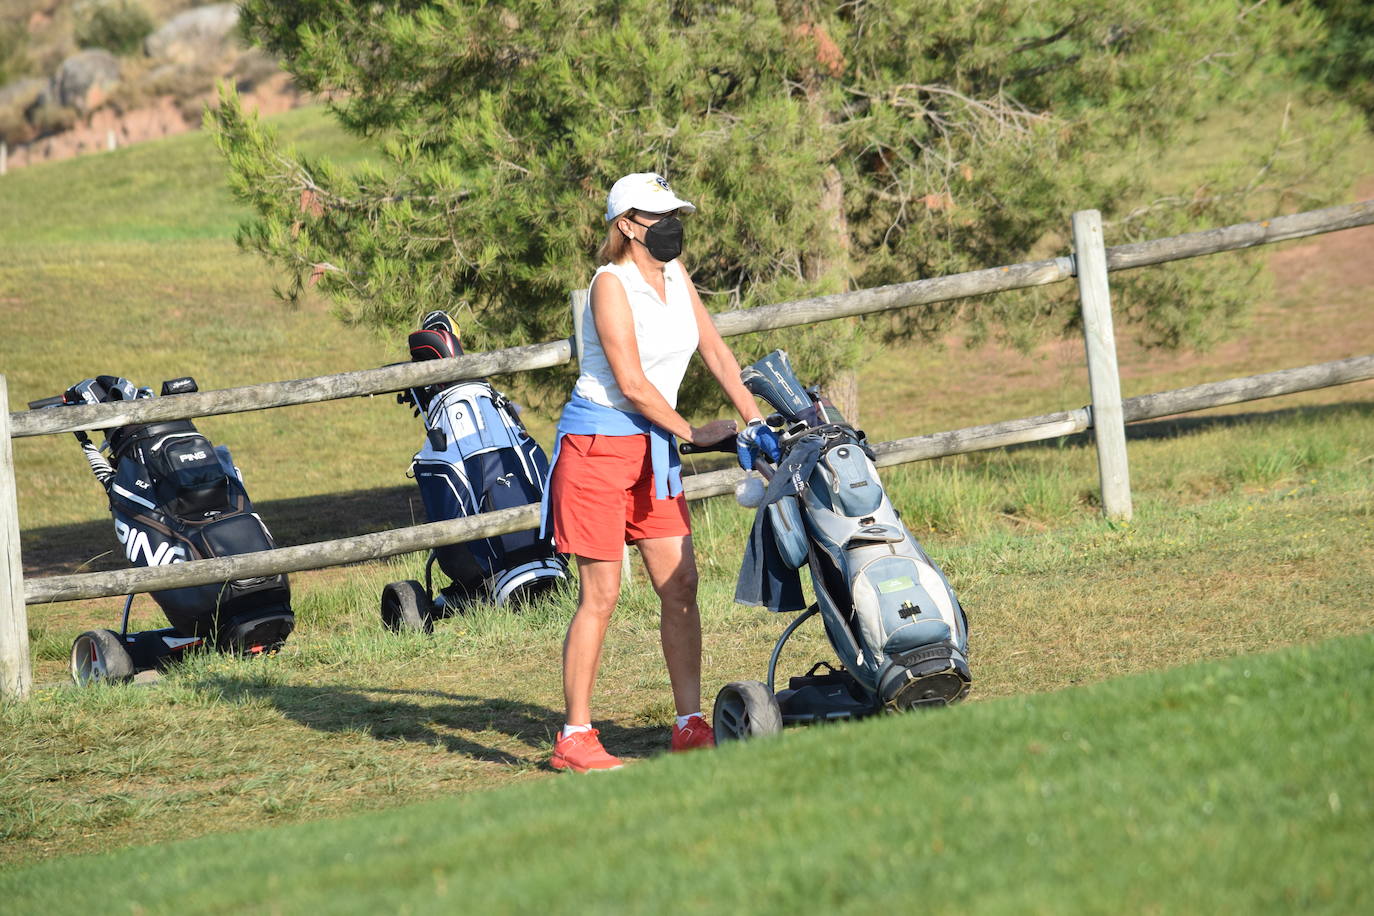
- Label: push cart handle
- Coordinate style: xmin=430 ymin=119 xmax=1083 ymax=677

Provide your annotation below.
xmin=28 ymin=395 xmax=66 ymax=410
xmin=679 ymin=436 xmax=736 ymax=456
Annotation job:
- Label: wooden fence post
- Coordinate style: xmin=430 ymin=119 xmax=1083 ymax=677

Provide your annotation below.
xmin=570 ymin=288 xmax=588 ymax=366
xmin=1072 ymin=210 xmax=1133 ymax=521
xmin=0 ymin=374 xmax=32 ymax=700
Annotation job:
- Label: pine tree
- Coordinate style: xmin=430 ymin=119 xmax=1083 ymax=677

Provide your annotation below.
xmin=211 ymin=0 xmax=1360 ymax=411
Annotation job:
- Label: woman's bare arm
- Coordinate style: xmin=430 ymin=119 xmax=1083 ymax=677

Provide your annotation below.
xmin=682 ymin=266 xmax=764 ymax=424
xmin=590 ymin=271 xmax=736 ymax=445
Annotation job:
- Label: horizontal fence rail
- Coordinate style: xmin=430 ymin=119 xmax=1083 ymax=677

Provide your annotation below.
xmin=10 ymin=200 xmax=1372 ymax=440
xmin=872 ymin=354 xmax=1374 ymax=466
xmin=1105 ymin=201 xmax=1374 ymax=271
xmin=23 ymin=354 xmax=1373 ymax=606
xmin=9 ymin=341 xmax=577 ymax=438
xmin=25 ymin=506 xmax=539 ymax=605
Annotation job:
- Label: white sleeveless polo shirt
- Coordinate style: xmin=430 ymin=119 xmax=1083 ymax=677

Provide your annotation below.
xmin=573 ymin=259 xmax=700 ymax=411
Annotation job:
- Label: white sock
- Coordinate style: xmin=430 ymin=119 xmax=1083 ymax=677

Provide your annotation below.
xmin=675 ymin=713 xmax=703 ymax=728
xmin=561 ymin=723 xmax=592 ymax=739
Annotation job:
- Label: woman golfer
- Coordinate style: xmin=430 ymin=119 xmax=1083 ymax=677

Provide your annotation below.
xmin=544 ymin=172 xmax=779 ymax=772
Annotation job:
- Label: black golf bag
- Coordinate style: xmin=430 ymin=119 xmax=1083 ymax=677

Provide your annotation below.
xmin=381 ymin=312 xmax=566 ymax=631
xmin=31 ymin=375 xmax=293 ymax=682
xmin=710 ymin=350 xmax=971 ymax=740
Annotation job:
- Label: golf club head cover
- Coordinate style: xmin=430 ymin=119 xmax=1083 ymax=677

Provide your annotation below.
xmin=740 ymin=350 xmax=813 ymax=421
xmin=408 ymin=327 xmax=462 ymax=361
xmin=421 ymin=310 xmax=456 ymax=334
xmin=65 ymin=376 xmax=138 ymax=405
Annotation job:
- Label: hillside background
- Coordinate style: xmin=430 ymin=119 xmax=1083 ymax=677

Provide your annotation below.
xmin=1 ymin=0 xmax=306 ymax=168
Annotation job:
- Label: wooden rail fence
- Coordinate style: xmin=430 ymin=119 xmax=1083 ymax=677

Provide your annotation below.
xmin=2 ymin=200 xmax=1372 ymax=698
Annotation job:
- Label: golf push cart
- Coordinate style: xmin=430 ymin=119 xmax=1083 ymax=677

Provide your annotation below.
xmin=379 ymin=311 xmax=566 ymax=632
xmin=684 ymin=350 xmax=972 ymax=742
xmin=30 ymin=375 xmax=294 ymax=684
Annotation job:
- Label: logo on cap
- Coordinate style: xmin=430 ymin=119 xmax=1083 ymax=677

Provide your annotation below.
xmin=652 ymin=175 xmax=671 ymax=192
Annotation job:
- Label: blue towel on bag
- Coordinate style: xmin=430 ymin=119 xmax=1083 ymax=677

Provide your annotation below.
xmin=734 ymin=435 xmax=825 ymax=612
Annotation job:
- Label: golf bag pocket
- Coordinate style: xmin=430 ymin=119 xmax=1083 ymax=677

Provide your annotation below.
xmin=850 ymin=554 xmax=953 ymax=658
xmin=431 ymin=383 xmax=524 ymax=457
xmin=197 ymin=513 xmax=275 ymax=561
xmin=417 ymin=446 xmax=552 ymax=592
xmin=766 ymin=495 xmax=810 ymax=569
xmin=820 ymin=444 xmax=883 ymax=517
xmin=157 ymin=435 xmax=230 ymax=516
xmin=192 ymin=513 xmax=289 ymax=616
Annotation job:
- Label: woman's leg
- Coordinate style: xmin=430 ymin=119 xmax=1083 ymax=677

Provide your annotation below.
xmin=635 ymin=535 xmax=702 ymax=716
xmin=563 ymin=554 xmax=624 ymax=725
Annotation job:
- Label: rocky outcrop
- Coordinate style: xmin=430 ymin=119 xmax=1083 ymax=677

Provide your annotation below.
xmin=2 ymin=72 xmax=300 ymax=171
xmin=144 ymin=4 xmax=240 ymax=65
xmin=0 ymin=76 xmax=48 ymax=128
xmin=0 ymin=2 xmax=303 ymax=171
xmin=0 ymin=77 xmax=49 ymax=112
xmin=51 ymin=49 xmax=122 ymax=112
xmin=0 ymin=77 xmax=49 ymax=144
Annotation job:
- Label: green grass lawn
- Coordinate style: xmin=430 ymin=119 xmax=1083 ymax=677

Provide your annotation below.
xmin=0 ymin=106 xmax=377 ymax=245
xmin=2 ymin=630 xmax=1368 ymax=914
xmin=4 ymin=422 xmax=1371 ymax=873
xmin=1 ymin=95 xmax=1372 ymax=905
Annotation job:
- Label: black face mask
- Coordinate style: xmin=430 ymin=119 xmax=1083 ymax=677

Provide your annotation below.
xmin=631 ymin=215 xmax=684 ymax=262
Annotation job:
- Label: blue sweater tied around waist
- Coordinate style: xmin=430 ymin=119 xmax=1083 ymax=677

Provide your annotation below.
xmin=539 ymin=394 xmax=683 ymax=541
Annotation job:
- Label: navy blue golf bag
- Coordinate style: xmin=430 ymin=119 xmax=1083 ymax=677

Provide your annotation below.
xmin=384 ymin=313 xmax=565 ymax=628
xmin=33 ymin=375 xmax=293 ymax=674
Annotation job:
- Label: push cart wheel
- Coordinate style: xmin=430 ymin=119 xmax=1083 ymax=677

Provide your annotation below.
xmin=713 ymin=681 xmax=784 ymax=743
xmin=70 ymin=630 xmax=136 ymax=685
xmin=381 ymin=580 xmax=433 ymax=633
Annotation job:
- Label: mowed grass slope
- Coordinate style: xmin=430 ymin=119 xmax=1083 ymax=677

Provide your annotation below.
xmin=1 ymin=100 xmax=1372 ymax=893
xmin=3 ymin=423 xmax=1371 ymax=868
xmin=2 ymin=631 xmax=1369 ymax=914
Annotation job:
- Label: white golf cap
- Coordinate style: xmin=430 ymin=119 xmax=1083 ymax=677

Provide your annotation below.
xmin=605 ymin=172 xmax=696 ymax=222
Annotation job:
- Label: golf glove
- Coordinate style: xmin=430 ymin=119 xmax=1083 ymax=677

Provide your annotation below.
xmin=736 ymin=418 xmax=781 ymax=470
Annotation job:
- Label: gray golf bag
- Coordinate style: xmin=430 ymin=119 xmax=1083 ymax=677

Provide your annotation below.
xmin=712 ymin=350 xmax=970 ymax=739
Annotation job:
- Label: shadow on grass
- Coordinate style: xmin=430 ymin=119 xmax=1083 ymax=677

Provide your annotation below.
xmin=189 ymin=677 xmax=665 ymax=766
xmin=20 ymin=484 xmax=420 ymax=578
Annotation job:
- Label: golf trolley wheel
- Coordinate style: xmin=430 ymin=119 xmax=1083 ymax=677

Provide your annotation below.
xmin=70 ymin=630 xmax=136 ymax=685
xmin=504 ymin=577 xmax=559 ymax=612
xmin=713 ymin=681 xmax=784 ymax=743
xmin=380 ymin=580 xmax=434 ymax=633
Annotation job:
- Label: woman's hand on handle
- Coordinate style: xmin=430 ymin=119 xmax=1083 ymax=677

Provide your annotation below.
xmin=689 ymin=419 xmax=739 ymax=448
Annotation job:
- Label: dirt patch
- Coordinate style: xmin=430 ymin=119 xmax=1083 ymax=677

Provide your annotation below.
xmin=1268 ymin=176 xmax=1374 ymax=297
xmin=3 ymin=72 xmax=306 ymax=170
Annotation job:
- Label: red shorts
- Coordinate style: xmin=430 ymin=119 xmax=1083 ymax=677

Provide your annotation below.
xmin=549 ymin=433 xmax=691 ymax=560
